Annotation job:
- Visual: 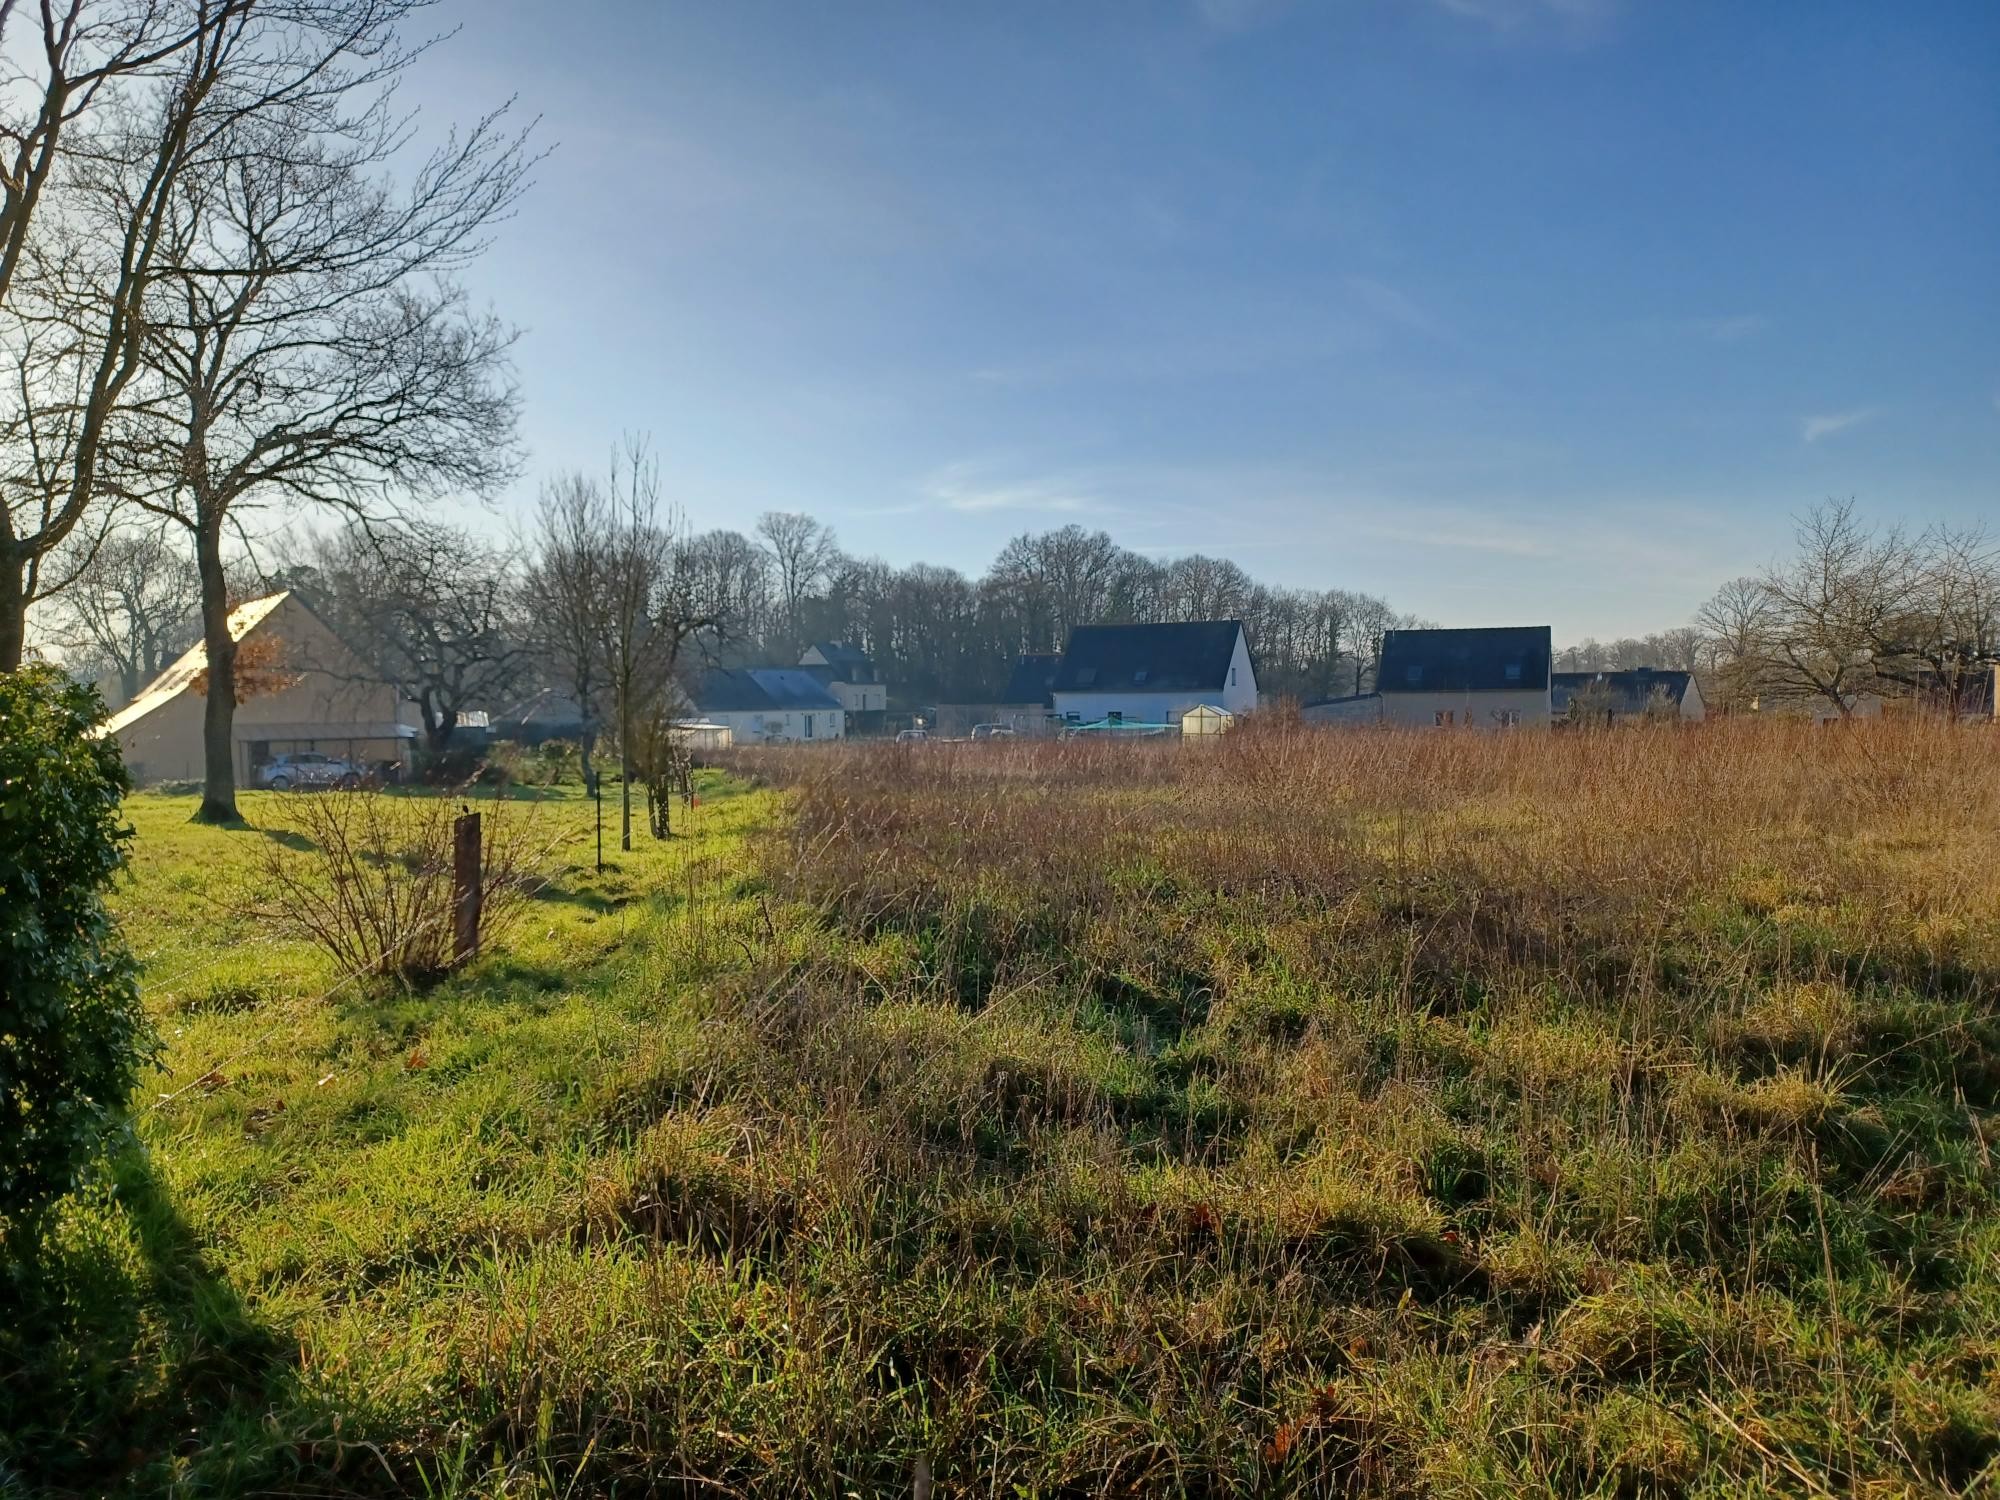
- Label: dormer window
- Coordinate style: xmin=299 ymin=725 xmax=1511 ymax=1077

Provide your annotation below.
xmin=1406 ymin=665 xmax=1423 ymax=685
xmin=1504 ymin=662 xmax=1522 ymax=683
xmin=1076 ymin=667 xmax=1097 ymax=687
xmin=1133 ymin=669 xmax=1148 ymax=685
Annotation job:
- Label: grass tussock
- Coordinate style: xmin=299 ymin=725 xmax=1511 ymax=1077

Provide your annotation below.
xmin=6 ymin=722 xmax=2000 ymax=1497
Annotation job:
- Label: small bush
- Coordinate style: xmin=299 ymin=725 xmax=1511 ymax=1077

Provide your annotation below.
xmin=0 ymin=667 xmax=155 ymax=1231
xmin=249 ymin=789 xmax=550 ymax=986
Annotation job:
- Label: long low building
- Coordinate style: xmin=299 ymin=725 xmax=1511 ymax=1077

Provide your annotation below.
xmin=692 ymin=667 xmax=845 ymax=743
xmin=1552 ymin=668 xmax=1705 ymax=722
xmin=102 ymin=591 xmax=420 ymax=784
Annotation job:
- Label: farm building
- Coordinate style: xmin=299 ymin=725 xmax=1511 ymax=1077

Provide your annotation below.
xmin=932 ymin=652 xmax=1063 ymax=738
xmin=693 ymin=667 xmax=845 ymax=743
xmin=1378 ymin=626 xmax=1553 ymax=728
xmin=1552 ymin=668 xmax=1705 ymax=723
xmin=102 ymin=591 xmax=421 ymax=784
xmin=799 ymin=642 xmax=888 ymax=734
xmin=1050 ymin=620 xmax=1256 ymax=727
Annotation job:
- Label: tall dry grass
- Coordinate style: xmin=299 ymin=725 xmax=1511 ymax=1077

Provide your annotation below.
xmin=679 ymin=719 xmax=2000 ymax=1495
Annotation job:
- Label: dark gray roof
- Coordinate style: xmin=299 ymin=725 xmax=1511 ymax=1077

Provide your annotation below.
xmin=1379 ymin=626 xmax=1552 ymax=693
xmin=1051 ymin=620 xmax=1245 ymax=695
xmin=803 ymin=641 xmax=877 ymax=683
xmin=1000 ymin=653 xmax=1062 ymax=707
xmin=1552 ymin=668 xmax=1694 ymax=714
xmin=807 ymin=641 xmax=870 ymax=666
xmin=696 ymin=667 xmax=842 ymax=713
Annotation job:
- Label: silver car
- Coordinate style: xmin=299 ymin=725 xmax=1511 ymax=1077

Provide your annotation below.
xmin=257 ymin=751 xmax=362 ymax=790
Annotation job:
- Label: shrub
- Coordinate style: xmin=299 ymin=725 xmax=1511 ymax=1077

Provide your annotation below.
xmin=0 ymin=667 xmax=155 ymax=1231
xmin=249 ymin=789 xmax=549 ymax=986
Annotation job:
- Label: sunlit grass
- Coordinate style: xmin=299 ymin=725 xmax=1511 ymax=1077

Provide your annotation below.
xmin=7 ymin=720 xmax=2000 ymax=1496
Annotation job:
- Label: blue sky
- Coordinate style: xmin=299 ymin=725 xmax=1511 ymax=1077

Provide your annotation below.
xmin=415 ymin=0 xmax=1998 ymax=640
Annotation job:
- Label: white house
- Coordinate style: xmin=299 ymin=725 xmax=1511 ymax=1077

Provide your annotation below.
xmin=799 ymin=642 xmax=887 ymax=732
xmin=1050 ymin=620 xmax=1257 ymax=727
xmin=693 ymin=667 xmax=845 ymax=743
xmin=1377 ymin=626 xmax=1553 ymax=728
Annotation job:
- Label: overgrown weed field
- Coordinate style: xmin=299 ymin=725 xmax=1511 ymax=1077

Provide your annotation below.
xmin=7 ymin=720 xmax=2000 ymax=1497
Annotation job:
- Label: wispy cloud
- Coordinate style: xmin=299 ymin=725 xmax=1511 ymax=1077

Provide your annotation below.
xmin=921 ymin=461 xmax=1111 ymax=515
xmin=1801 ymin=408 xmax=1877 ymax=444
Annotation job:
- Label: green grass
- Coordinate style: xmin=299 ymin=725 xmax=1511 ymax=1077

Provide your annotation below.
xmin=6 ymin=723 xmax=2000 ymax=1497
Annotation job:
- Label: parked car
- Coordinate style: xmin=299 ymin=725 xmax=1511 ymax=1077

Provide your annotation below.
xmin=895 ymin=728 xmax=929 ymax=743
xmin=970 ymin=723 xmax=1017 ymax=740
xmin=257 ymin=751 xmax=362 ymax=790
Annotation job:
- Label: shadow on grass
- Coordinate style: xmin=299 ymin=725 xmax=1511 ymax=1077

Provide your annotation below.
xmin=258 ymin=827 xmax=319 ymax=853
xmin=0 ymin=1151 xmax=333 ymax=1496
xmin=529 ymin=879 xmax=625 ymax=914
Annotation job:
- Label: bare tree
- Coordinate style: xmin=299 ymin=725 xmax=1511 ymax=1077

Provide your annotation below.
xmin=595 ymin=439 xmax=723 ymax=851
xmin=292 ymin=517 xmax=531 ymax=756
xmin=84 ymin=1 xmax=531 ymax=820
xmin=46 ymin=520 xmax=198 ymax=700
xmin=523 ymin=472 xmax=607 ymax=791
xmin=755 ymin=509 xmax=835 ymax=656
xmin=1746 ymin=501 xmax=1908 ymax=717
xmin=1872 ymin=521 xmax=2000 ymax=716
xmin=0 ymin=0 xmax=269 ymax=669
xmin=1694 ymin=575 xmax=1772 ymax=713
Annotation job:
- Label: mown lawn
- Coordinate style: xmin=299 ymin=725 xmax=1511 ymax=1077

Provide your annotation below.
xmin=7 ymin=722 xmax=2000 ymax=1498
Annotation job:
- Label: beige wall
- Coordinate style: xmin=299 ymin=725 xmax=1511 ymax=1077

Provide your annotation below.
xmin=113 ymin=595 xmax=416 ymax=783
xmin=1380 ymin=687 xmax=1552 ymax=728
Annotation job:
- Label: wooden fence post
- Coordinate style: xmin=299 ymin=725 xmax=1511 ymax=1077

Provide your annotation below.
xmin=453 ymin=810 xmax=482 ymax=965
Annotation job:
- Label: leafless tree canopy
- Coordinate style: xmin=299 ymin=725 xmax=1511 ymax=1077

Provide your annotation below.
xmin=527 ymin=438 xmax=725 ymax=850
xmin=1697 ymin=499 xmax=2000 ymax=718
xmin=288 ymin=516 xmax=530 ymax=753
xmin=0 ymin=0 xmax=536 ymax=818
xmin=44 ymin=521 xmax=200 ymax=701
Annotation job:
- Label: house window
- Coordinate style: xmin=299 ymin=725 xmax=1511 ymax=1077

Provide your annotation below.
xmin=1435 ymin=710 xmax=1454 ymax=727
xmin=1133 ymin=669 xmax=1148 ymax=685
xmin=1504 ymin=662 xmax=1522 ymax=683
xmin=1496 ymin=709 xmax=1520 ymax=727
xmin=1075 ymin=667 xmax=1097 ymax=687
xmin=1406 ymin=665 xmax=1424 ymax=685
xmin=1108 ymin=710 xmax=1123 ymax=725
xmin=1229 ymin=668 xmax=1237 ymax=686
xmin=803 ymin=713 xmax=813 ymax=739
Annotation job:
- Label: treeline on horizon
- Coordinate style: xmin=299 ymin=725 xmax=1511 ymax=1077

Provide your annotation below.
xmin=41 ymin=491 xmax=1997 ymax=727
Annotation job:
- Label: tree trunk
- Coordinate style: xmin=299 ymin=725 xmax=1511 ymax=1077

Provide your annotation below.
xmin=193 ymin=523 xmax=239 ymax=823
xmin=619 ymin=733 xmax=633 ymax=852
xmin=0 ymin=555 xmax=25 ymax=671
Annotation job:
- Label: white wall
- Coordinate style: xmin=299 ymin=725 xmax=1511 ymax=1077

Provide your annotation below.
xmin=704 ymin=707 xmax=846 ymax=742
xmin=1380 ymin=687 xmax=1552 ymax=728
xmin=829 ymin=681 xmax=887 ymax=713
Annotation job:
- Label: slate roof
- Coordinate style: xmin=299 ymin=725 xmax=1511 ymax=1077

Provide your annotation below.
xmin=1000 ymin=653 xmax=1062 ymax=707
xmin=1051 ymin=620 xmax=1245 ymax=695
xmin=1378 ymin=626 xmax=1552 ymax=694
xmin=807 ymin=641 xmax=870 ymax=668
xmin=696 ymin=667 xmax=842 ymax=714
xmin=1552 ymin=668 xmax=1695 ymax=715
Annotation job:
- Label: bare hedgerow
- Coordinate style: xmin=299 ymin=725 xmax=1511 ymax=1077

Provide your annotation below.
xmin=249 ymin=790 xmax=550 ymax=986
